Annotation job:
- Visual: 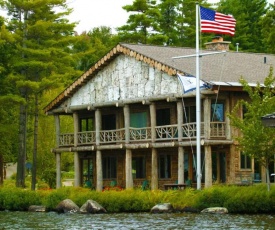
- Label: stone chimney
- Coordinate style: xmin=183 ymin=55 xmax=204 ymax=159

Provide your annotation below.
xmin=204 ymin=36 xmax=231 ymax=51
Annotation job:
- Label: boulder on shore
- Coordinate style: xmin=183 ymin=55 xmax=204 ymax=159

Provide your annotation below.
xmin=80 ymin=200 xmax=107 ymax=214
xmin=201 ymin=207 xmax=228 ymax=214
xmin=56 ymin=199 xmax=80 ymax=213
xmin=28 ymin=205 xmax=46 ymax=212
xmin=151 ymin=203 xmax=174 ymax=213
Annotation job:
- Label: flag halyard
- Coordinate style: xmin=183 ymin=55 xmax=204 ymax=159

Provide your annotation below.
xmin=200 ymin=6 xmax=236 ymax=36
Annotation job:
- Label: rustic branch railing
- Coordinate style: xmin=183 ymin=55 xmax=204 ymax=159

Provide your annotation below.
xmin=182 ymin=122 xmax=197 ymax=138
xmin=210 ymin=122 xmax=226 ymax=137
xmin=100 ymin=129 xmax=125 ymax=143
xmin=156 ymin=125 xmax=178 ymax=140
xmin=59 ymin=133 xmax=74 ymax=146
xmin=58 ymin=122 xmax=226 ymax=147
xmin=130 ymin=127 xmax=151 ymax=141
xmin=78 ymin=131 xmax=96 ymax=145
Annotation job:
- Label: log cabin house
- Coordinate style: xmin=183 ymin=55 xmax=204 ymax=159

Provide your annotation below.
xmin=44 ymin=38 xmax=275 ymax=190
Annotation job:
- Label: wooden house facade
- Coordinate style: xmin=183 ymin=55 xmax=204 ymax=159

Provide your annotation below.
xmin=44 ymin=39 xmax=275 ymax=190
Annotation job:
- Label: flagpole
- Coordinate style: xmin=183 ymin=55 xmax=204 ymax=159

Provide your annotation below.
xmin=195 ymin=2 xmax=201 ymax=190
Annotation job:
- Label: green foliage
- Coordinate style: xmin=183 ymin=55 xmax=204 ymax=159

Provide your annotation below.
xmin=0 ymin=186 xmax=275 ymax=213
xmin=229 ymin=68 xmax=275 ymax=182
xmin=41 ymin=169 xmax=56 ymax=189
xmin=261 ymin=2 xmax=275 ymax=54
xmin=218 ymin=0 xmax=269 ymax=53
xmin=0 ymin=188 xmax=41 ymax=211
xmin=118 ymin=0 xmax=167 ymax=45
xmin=41 ymin=188 xmax=69 ymax=210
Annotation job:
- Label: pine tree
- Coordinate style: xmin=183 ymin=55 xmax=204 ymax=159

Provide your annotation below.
xmin=218 ymin=0 xmax=268 ymax=52
xmin=261 ymin=2 xmax=275 ymax=54
xmin=2 ymin=0 xmax=80 ymax=188
xmin=117 ymin=0 xmax=167 ymax=45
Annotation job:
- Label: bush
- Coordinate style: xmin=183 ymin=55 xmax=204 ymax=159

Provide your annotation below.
xmin=0 ymin=185 xmax=275 ymax=213
xmin=0 ymin=188 xmax=41 ymax=211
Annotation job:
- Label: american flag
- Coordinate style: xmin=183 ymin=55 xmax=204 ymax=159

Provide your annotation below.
xmin=200 ymin=6 xmax=236 ymax=36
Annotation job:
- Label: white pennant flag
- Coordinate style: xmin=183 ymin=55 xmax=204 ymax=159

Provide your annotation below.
xmin=177 ymin=73 xmax=209 ymax=94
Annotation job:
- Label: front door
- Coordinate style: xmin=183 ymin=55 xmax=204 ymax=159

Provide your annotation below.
xmin=82 ymin=158 xmax=93 ymax=188
xmin=212 ymin=152 xmax=226 ymax=183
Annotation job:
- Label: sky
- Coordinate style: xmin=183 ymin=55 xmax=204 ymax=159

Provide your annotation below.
xmin=67 ymin=0 xmax=133 ymax=33
xmin=67 ymin=0 xmax=274 ymax=34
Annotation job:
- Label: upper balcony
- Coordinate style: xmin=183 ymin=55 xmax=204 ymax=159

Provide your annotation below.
xmin=58 ymin=122 xmax=226 ymax=147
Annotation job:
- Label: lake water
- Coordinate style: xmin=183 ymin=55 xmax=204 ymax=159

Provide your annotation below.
xmin=0 ymin=211 xmax=274 ymax=229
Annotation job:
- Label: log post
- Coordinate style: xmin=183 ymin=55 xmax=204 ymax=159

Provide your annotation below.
xmin=204 ymin=97 xmax=211 ymax=139
xmin=56 ymin=153 xmax=61 ymax=188
xmin=177 ymin=101 xmax=184 ymax=184
xmin=124 ymin=105 xmax=130 ymax=144
xmin=125 ymin=149 xmax=133 ymax=189
xmin=150 ymin=103 xmax=156 ymax=142
xmin=124 ymin=105 xmax=133 ymax=188
xmin=96 ymin=150 xmax=103 ymax=191
xmin=95 ymin=109 xmax=103 ymax=191
xmin=95 ymin=109 xmax=102 ymax=145
xmin=178 ymin=147 xmax=184 ymax=184
xmin=151 ymin=148 xmax=158 ymax=190
xmin=225 ymin=96 xmax=231 ymax=139
xmin=177 ymin=101 xmax=183 ymax=141
xmin=54 ymin=115 xmax=62 ymax=188
xmin=204 ymin=145 xmax=212 ymax=188
xmin=73 ymin=112 xmax=80 ymax=187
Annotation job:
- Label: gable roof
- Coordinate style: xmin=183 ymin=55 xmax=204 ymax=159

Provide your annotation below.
xmin=44 ymin=43 xmax=275 ymax=113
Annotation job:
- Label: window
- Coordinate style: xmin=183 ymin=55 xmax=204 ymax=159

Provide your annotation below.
xmin=132 ymin=157 xmax=146 ymax=179
xmin=156 ymin=108 xmax=170 ymax=126
xmin=80 ymin=117 xmax=94 ymax=131
xmin=130 ymin=112 xmax=147 ymax=128
xmin=211 ymin=102 xmax=224 ymax=122
xmin=102 ymin=114 xmax=116 ymax=130
xmin=183 ymin=106 xmax=196 ymax=123
xmin=159 ymin=155 xmax=171 ymax=178
xmin=103 ymin=156 xmax=117 ymax=179
xmin=240 ymin=152 xmax=251 ymax=169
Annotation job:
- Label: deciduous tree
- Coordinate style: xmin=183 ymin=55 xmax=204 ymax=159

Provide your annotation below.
xmin=229 ymin=67 xmax=275 ymax=191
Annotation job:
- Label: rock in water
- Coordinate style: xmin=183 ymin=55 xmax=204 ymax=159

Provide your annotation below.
xmin=56 ymin=199 xmax=80 ymax=213
xmin=80 ymin=200 xmax=107 ymax=214
xmin=201 ymin=207 xmax=228 ymax=214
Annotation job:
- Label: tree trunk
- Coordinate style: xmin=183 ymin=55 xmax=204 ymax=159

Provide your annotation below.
xmin=266 ymin=159 xmax=270 ymax=192
xmin=16 ymin=102 xmax=26 ymax=187
xmin=31 ymin=94 xmax=39 ymax=190
xmin=0 ymin=154 xmax=3 ymax=185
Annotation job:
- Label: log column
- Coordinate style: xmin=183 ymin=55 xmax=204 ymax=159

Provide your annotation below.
xmin=150 ymin=103 xmax=158 ymax=190
xmin=95 ymin=109 xmax=103 ymax=191
xmin=177 ymin=101 xmax=184 ymax=184
xmin=203 ymin=97 xmax=212 ymax=187
xmin=124 ymin=105 xmax=133 ymax=189
xmin=203 ymin=97 xmax=211 ymax=139
xmin=73 ymin=112 xmax=80 ymax=187
xmin=151 ymin=148 xmax=158 ymax=190
xmin=204 ymin=145 xmax=212 ymax=188
xmin=54 ymin=115 xmax=62 ymax=188
xmin=225 ymin=96 xmax=231 ymax=140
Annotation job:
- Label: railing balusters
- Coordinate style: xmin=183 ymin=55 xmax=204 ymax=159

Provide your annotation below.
xmin=58 ymin=122 xmax=226 ymax=146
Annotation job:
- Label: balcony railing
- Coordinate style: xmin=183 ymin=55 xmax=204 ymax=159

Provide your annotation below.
xmin=130 ymin=127 xmax=151 ymax=141
xmin=78 ymin=131 xmax=96 ymax=145
xmin=58 ymin=122 xmax=226 ymax=147
xmin=100 ymin=129 xmax=125 ymax=143
xmin=59 ymin=133 xmax=74 ymax=146
xmin=156 ymin=125 xmax=178 ymax=140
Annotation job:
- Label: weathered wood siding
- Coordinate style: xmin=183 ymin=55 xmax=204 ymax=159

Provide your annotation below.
xmin=63 ymin=56 xmax=181 ymax=107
